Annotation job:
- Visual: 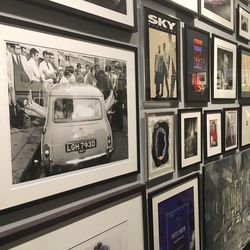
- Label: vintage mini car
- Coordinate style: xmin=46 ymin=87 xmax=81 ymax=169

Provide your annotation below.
xmin=41 ymin=84 xmax=113 ymax=174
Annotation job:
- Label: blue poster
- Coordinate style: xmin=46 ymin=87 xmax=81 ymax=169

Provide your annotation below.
xmin=158 ymin=187 xmax=195 ymax=250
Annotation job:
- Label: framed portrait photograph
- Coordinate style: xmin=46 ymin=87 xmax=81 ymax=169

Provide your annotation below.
xmin=238 ymin=5 xmax=250 ymax=40
xmin=148 ymin=173 xmax=200 ymax=250
xmin=144 ymin=7 xmax=180 ymax=102
xmin=184 ymin=25 xmax=210 ymax=104
xmin=178 ymin=109 xmax=202 ymax=168
xmin=0 ymin=22 xmax=138 ymax=210
xmin=212 ymin=35 xmax=237 ymax=101
xmin=146 ymin=112 xmax=175 ymax=181
xmin=223 ymin=108 xmax=238 ymax=153
xmin=204 ymin=110 xmax=222 ymax=161
xmin=1 ymin=185 xmax=147 ymax=249
xmin=240 ymin=105 xmax=250 ymax=149
xmin=24 ymin=0 xmax=136 ymax=31
xmin=239 ymin=46 xmax=250 ymax=101
xmin=200 ymin=0 xmax=235 ymax=31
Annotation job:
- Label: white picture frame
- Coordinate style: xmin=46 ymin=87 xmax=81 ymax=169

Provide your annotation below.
xmin=239 ymin=5 xmax=250 ymax=40
xmin=240 ymin=105 xmax=250 ymax=148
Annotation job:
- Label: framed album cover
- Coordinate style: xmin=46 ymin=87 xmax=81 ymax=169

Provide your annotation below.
xmin=22 ymin=0 xmax=136 ymax=31
xmin=184 ymin=25 xmax=210 ymax=104
xmin=178 ymin=109 xmax=202 ymax=168
xmin=144 ymin=7 xmax=180 ymax=102
xmin=239 ymin=46 xmax=250 ymax=101
xmin=223 ymin=107 xmax=239 ymax=153
xmin=148 ymin=173 xmax=200 ymax=250
xmin=200 ymin=0 xmax=235 ymax=31
xmin=238 ymin=5 xmax=250 ymax=40
xmin=146 ymin=112 xmax=175 ymax=181
xmin=0 ymin=22 xmax=138 ymax=210
xmin=240 ymin=105 xmax=250 ymax=149
xmin=204 ymin=110 xmax=222 ymax=161
xmin=212 ymin=35 xmax=237 ymax=101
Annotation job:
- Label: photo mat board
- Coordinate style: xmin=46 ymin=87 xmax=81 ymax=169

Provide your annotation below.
xmin=184 ymin=26 xmax=210 ymax=103
xmin=212 ymin=36 xmax=237 ymax=100
xmin=154 ymin=0 xmax=198 ymax=13
xmin=146 ymin=112 xmax=175 ymax=180
xmin=0 ymin=23 xmax=138 ymax=210
xmin=144 ymin=7 xmax=180 ymax=102
xmin=148 ymin=173 xmax=200 ymax=250
xmin=239 ymin=5 xmax=250 ymax=40
xmin=240 ymin=105 xmax=250 ymax=149
xmin=200 ymin=0 xmax=235 ymax=31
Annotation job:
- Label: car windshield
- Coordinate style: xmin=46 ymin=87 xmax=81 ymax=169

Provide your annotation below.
xmin=53 ymin=98 xmax=102 ymax=123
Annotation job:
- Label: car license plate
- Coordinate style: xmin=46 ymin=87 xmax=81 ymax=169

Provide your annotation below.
xmin=65 ymin=139 xmax=96 ymax=153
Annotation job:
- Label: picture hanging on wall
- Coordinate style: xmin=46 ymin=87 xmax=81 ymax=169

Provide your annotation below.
xmin=178 ymin=109 xmax=202 ymax=168
xmin=239 ymin=46 xmax=250 ymax=101
xmin=240 ymin=104 xmax=250 ymax=149
xmin=204 ymin=110 xmax=222 ymax=161
xmin=144 ymin=7 xmax=180 ymax=102
xmin=238 ymin=5 xmax=250 ymax=40
xmin=200 ymin=0 xmax=235 ymax=31
xmin=212 ymin=35 xmax=237 ymax=101
xmin=184 ymin=25 xmax=210 ymax=104
xmin=223 ymin=107 xmax=239 ymax=153
xmin=0 ymin=22 xmax=138 ymax=210
xmin=148 ymin=173 xmax=200 ymax=250
xmin=146 ymin=112 xmax=175 ymax=181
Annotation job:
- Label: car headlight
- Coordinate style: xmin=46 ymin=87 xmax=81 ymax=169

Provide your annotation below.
xmin=107 ymin=135 xmax=112 ymax=147
xmin=44 ymin=144 xmax=50 ymax=158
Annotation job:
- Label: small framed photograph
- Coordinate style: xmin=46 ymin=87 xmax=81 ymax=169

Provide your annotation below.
xmin=146 ymin=112 xmax=175 ymax=181
xmin=238 ymin=5 xmax=250 ymax=40
xmin=239 ymin=46 xmax=250 ymax=101
xmin=144 ymin=7 xmax=180 ymax=102
xmin=184 ymin=25 xmax=210 ymax=103
xmin=212 ymin=35 xmax=237 ymax=101
xmin=223 ymin=108 xmax=239 ymax=153
xmin=148 ymin=173 xmax=200 ymax=250
xmin=178 ymin=109 xmax=202 ymax=168
xmin=200 ymin=0 xmax=235 ymax=31
xmin=204 ymin=110 xmax=222 ymax=161
xmin=240 ymin=105 xmax=250 ymax=149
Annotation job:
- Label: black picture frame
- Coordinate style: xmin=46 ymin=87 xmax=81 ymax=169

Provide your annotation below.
xmin=178 ymin=108 xmax=202 ymax=169
xmin=184 ymin=25 xmax=210 ymax=104
xmin=148 ymin=172 xmax=201 ymax=250
xmin=144 ymin=7 xmax=180 ymax=102
xmin=238 ymin=46 xmax=250 ymax=102
xmin=240 ymin=104 xmax=250 ymax=150
xmin=204 ymin=110 xmax=223 ymax=162
xmin=222 ymin=107 xmax=239 ymax=155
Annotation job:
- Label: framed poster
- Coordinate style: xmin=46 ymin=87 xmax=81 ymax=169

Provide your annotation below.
xmin=184 ymin=25 xmax=210 ymax=103
xmin=146 ymin=112 xmax=175 ymax=181
xmin=212 ymin=35 xmax=237 ymax=101
xmin=144 ymin=7 xmax=180 ymax=102
xmin=223 ymin=107 xmax=238 ymax=153
xmin=200 ymin=0 xmax=235 ymax=31
xmin=22 ymin=0 xmax=136 ymax=31
xmin=204 ymin=110 xmax=222 ymax=161
xmin=148 ymin=173 xmax=200 ymax=250
xmin=239 ymin=46 xmax=250 ymax=101
xmin=0 ymin=22 xmax=138 ymax=210
xmin=240 ymin=105 xmax=250 ymax=149
xmin=238 ymin=5 xmax=250 ymax=40
xmin=178 ymin=109 xmax=202 ymax=168
xmin=1 ymin=185 xmax=147 ymax=249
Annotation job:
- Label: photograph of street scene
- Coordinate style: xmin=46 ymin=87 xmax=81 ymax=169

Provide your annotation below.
xmin=6 ymin=41 xmax=128 ymax=184
xmin=204 ymin=0 xmax=231 ymax=21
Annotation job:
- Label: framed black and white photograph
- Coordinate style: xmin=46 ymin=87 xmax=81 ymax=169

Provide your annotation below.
xmin=240 ymin=105 xmax=250 ymax=149
xmin=24 ymin=0 xmax=136 ymax=31
xmin=0 ymin=22 xmax=138 ymax=210
xmin=200 ymin=0 xmax=235 ymax=31
xmin=178 ymin=109 xmax=202 ymax=168
xmin=148 ymin=173 xmax=200 ymax=250
xmin=204 ymin=110 xmax=222 ymax=161
xmin=239 ymin=46 xmax=250 ymax=101
xmin=144 ymin=7 xmax=180 ymax=102
xmin=146 ymin=112 xmax=175 ymax=181
xmin=223 ymin=108 xmax=238 ymax=153
xmin=238 ymin=5 xmax=250 ymax=40
xmin=212 ymin=35 xmax=237 ymax=101
xmin=184 ymin=25 xmax=210 ymax=104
